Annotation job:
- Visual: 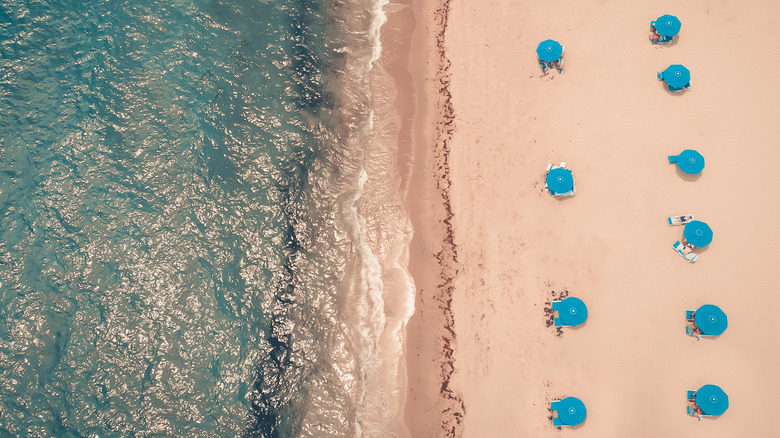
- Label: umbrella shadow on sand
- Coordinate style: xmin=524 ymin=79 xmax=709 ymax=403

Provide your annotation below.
xmin=659 ymin=80 xmax=690 ymax=96
xmin=675 ymin=166 xmax=702 ymax=182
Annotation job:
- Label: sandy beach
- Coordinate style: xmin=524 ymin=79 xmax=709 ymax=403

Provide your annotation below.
xmin=402 ymin=0 xmax=780 ymax=436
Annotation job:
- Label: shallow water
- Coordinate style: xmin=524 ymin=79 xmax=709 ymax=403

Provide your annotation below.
xmin=0 ymin=1 xmax=412 ymax=436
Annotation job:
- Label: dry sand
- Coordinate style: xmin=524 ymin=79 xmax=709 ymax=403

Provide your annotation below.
xmin=403 ymin=0 xmax=780 ymax=436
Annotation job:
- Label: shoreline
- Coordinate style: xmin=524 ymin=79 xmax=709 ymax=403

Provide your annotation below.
xmin=400 ymin=0 xmax=465 ymax=436
xmin=371 ymin=1 xmax=418 ymax=436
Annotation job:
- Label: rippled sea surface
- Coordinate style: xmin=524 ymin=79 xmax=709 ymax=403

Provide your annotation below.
xmin=0 ymin=1 xmax=411 ymax=436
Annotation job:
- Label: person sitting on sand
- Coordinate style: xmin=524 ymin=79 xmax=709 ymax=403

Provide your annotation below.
xmin=649 ymin=26 xmax=660 ymax=42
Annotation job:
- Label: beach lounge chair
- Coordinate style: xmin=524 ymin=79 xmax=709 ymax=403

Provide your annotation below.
xmin=658 ymin=72 xmax=664 ymax=81
xmin=667 ymin=82 xmax=691 ymax=93
xmin=559 ymin=162 xmax=567 ymax=169
xmin=552 ymin=187 xmax=575 ymax=197
xmin=668 ymin=155 xmax=679 ymax=163
xmin=687 ymin=405 xmax=695 ymax=416
xmin=551 ymin=300 xmax=561 ymax=310
xmin=686 ymin=310 xmax=695 ymax=320
xmin=550 ymin=400 xmax=564 ymax=426
xmin=686 ymin=326 xmax=693 ymax=336
xmin=546 ymin=163 xmax=553 ymax=172
xmin=540 ymin=58 xmax=563 ymax=73
xmin=668 ymin=215 xmax=695 ymax=226
xmin=687 ymin=390 xmax=696 ymax=401
xmin=673 ymin=241 xmax=698 ymax=262
xmin=649 ymin=23 xmax=674 ymax=44
xmin=554 ymin=317 xmax=564 ymax=327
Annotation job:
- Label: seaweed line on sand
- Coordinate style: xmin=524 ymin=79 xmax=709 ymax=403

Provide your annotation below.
xmin=430 ymin=0 xmax=465 ymax=436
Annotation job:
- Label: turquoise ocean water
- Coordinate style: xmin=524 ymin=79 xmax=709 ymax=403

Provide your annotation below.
xmin=0 ymin=0 xmax=414 ymax=436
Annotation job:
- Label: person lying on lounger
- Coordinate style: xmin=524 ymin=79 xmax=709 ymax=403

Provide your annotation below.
xmin=668 ymin=215 xmax=695 ymax=226
xmin=691 ymin=325 xmax=703 ymax=341
xmin=540 ymin=59 xmax=563 ymax=74
xmin=649 ymin=26 xmax=660 ymax=42
xmin=692 ymin=405 xmax=704 ymax=420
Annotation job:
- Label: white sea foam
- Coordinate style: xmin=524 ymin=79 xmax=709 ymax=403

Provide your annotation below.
xmin=306 ymin=0 xmax=417 ymax=435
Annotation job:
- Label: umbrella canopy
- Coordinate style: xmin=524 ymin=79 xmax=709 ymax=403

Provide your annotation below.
xmin=655 ymin=14 xmax=682 ymax=37
xmin=676 ymin=149 xmax=705 ymax=174
xmin=537 ymin=39 xmax=563 ymax=62
xmin=557 ymin=297 xmax=588 ymax=326
xmin=696 ymin=385 xmax=729 ymax=416
xmin=683 ymin=220 xmax=713 ymax=247
xmin=662 ymin=65 xmax=691 ymax=88
xmin=695 ymin=304 xmax=728 ymax=335
xmin=545 ymin=168 xmax=574 ymax=194
xmin=557 ymin=397 xmax=587 ymax=426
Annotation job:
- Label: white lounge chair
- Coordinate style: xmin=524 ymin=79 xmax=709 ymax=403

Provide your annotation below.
xmin=673 ymin=241 xmax=698 ymax=262
xmin=668 ymin=214 xmax=695 ymax=226
xmin=553 ymin=187 xmax=575 ymax=197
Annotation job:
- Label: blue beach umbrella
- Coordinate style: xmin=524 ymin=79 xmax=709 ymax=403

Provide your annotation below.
xmin=545 ymin=168 xmax=574 ymax=194
xmin=676 ymin=149 xmax=705 ymax=174
xmin=655 ymin=14 xmax=682 ymax=37
xmin=683 ymin=220 xmax=713 ymax=247
xmin=557 ymin=397 xmax=587 ymax=426
xmin=662 ymin=65 xmax=691 ymax=88
xmin=696 ymin=385 xmax=729 ymax=416
xmin=556 ymin=297 xmax=588 ymax=326
xmin=695 ymin=304 xmax=728 ymax=335
xmin=537 ymin=39 xmax=563 ymax=62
